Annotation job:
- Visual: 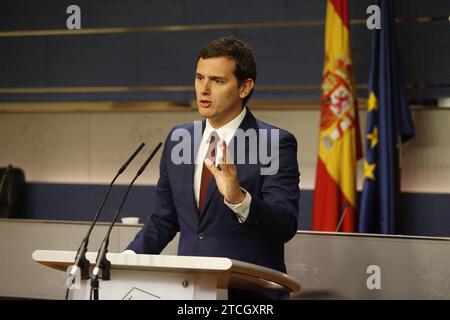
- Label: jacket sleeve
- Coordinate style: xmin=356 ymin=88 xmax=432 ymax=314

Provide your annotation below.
xmin=245 ymin=131 xmax=300 ymax=244
xmin=126 ymin=134 xmax=180 ymax=253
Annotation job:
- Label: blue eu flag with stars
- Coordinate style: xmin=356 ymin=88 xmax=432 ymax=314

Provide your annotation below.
xmin=358 ymin=0 xmax=415 ymax=234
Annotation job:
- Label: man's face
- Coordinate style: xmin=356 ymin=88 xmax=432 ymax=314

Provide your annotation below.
xmin=195 ymin=57 xmax=249 ymax=128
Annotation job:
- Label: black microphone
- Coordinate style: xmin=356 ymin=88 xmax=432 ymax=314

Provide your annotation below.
xmin=90 ymin=142 xmax=162 ymax=300
xmin=65 ymin=143 xmax=145 ymax=294
xmin=335 ymin=202 xmax=350 ymax=232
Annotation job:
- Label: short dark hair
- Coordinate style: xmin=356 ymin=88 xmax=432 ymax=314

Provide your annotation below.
xmin=197 ymin=36 xmax=257 ymax=106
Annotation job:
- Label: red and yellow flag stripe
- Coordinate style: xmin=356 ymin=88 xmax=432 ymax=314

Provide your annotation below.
xmin=312 ymin=0 xmax=361 ymax=232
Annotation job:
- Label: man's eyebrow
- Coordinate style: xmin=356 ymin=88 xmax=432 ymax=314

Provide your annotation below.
xmin=195 ymin=72 xmax=227 ymax=81
xmin=209 ymin=76 xmax=227 ymax=81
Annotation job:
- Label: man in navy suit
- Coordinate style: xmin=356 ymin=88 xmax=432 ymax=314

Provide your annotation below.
xmin=126 ymin=36 xmax=300 ymax=299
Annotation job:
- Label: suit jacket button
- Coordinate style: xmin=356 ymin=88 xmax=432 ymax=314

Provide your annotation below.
xmin=198 ymin=232 xmax=205 ymax=240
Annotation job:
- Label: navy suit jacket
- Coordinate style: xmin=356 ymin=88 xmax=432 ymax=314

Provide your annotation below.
xmin=127 ymin=110 xmax=300 ymax=274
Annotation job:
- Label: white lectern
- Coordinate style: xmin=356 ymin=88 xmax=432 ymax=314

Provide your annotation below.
xmin=32 ymin=250 xmax=300 ymax=300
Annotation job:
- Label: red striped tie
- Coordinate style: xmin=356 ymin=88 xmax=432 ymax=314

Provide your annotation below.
xmin=199 ymin=131 xmax=219 ymax=214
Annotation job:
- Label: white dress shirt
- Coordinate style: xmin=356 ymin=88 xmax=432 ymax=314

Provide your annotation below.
xmin=193 ymin=107 xmax=251 ymax=223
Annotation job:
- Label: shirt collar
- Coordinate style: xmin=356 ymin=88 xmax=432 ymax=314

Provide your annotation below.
xmin=203 ymin=106 xmax=247 ymax=144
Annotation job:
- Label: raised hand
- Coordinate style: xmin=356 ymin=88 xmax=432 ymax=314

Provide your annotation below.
xmin=204 ymin=139 xmax=245 ymax=204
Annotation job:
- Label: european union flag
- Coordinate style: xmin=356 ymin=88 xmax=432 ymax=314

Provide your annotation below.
xmin=358 ymin=0 xmax=415 ymax=234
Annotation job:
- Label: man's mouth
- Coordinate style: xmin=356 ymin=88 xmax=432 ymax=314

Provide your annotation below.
xmin=199 ymin=99 xmax=212 ymax=108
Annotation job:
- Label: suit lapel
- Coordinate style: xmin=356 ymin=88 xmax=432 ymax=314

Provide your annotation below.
xmin=186 ymin=120 xmax=204 ymax=217
xmin=230 ymin=109 xmax=257 ymax=166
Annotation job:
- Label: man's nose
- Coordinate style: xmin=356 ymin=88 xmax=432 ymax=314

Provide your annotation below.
xmin=201 ymin=80 xmax=211 ymax=95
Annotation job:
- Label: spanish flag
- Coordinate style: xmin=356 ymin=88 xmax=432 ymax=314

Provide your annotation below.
xmin=312 ymin=0 xmax=361 ymax=232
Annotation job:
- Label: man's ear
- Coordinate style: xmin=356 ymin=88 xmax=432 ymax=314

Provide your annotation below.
xmin=239 ymin=79 xmax=255 ymax=99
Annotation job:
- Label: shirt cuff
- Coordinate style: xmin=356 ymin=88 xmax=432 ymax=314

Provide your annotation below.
xmin=224 ymin=188 xmax=252 ymax=223
xmin=122 ymin=249 xmax=136 ymax=254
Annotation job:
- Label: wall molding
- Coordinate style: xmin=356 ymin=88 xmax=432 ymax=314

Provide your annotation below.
xmin=0 ymin=17 xmax=447 ymax=38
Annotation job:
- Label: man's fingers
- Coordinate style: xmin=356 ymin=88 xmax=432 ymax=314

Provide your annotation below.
xmin=204 ymin=158 xmax=220 ymax=177
xmin=220 ymin=139 xmax=234 ymax=167
xmin=218 ymin=140 xmax=227 ymax=172
xmin=222 ymin=140 xmax=227 ymax=164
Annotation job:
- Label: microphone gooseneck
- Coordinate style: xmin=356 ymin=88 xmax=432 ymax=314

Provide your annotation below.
xmin=90 ymin=142 xmax=163 ymax=300
xmin=65 ymin=143 xmax=145 ymax=299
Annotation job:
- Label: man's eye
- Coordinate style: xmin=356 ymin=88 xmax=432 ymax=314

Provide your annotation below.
xmin=215 ymin=80 xmax=224 ymax=84
xmin=196 ymin=75 xmax=203 ymax=80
